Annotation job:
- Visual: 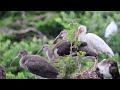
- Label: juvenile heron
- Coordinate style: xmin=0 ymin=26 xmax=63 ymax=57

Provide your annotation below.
xmin=10 ymin=50 xmax=58 ymax=79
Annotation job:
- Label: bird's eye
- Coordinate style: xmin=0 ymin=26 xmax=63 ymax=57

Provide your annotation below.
xmin=96 ymin=67 xmax=99 ymax=71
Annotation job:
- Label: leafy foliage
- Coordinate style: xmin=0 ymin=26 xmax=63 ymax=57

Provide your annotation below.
xmin=0 ymin=11 xmax=120 ymax=79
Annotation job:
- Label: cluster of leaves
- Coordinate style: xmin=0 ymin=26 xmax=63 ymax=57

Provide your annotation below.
xmin=0 ymin=11 xmax=120 ymax=79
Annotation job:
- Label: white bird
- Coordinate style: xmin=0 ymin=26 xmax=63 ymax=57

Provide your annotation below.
xmin=76 ymin=25 xmax=114 ymax=58
xmin=105 ymin=21 xmax=118 ymax=38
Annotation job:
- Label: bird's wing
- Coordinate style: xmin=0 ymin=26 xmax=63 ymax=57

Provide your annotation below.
xmin=86 ymin=33 xmax=114 ymax=56
xmin=25 ymin=56 xmax=58 ymax=78
xmin=53 ymin=41 xmax=71 ymax=56
xmin=53 ymin=40 xmax=69 ymax=51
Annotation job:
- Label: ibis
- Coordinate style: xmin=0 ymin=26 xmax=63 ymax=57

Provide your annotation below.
xmin=11 ymin=50 xmax=59 ymax=79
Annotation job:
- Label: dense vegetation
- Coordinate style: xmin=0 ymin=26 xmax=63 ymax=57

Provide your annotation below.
xmin=0 ymin=11 xmax=120 ymax=79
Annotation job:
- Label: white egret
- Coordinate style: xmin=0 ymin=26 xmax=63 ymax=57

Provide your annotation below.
xmin=105 ymin=21 xmax=118 ymax=38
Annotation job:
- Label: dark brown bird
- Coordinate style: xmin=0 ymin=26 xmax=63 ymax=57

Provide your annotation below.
xmin=0 ymin=65 xmax=6 ymax=79
xmin=11 ymin=50 xmax=58 ymax=79
xmin=77 ymin=42 xmax=98 ymax=58
xmin=53 ymin=30 xmax=76 ymax=56
xmin=95 ymin=59 xmax=120 ymax=79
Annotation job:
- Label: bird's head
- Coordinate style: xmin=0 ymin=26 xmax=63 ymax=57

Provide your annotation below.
xmin=36 ymin=45 xmax=50 ymax=55
xmin=95 ymin=59 xmax=120 ymax=79
xmin=53 ymin=30 xmax=68 ymax=44
xmin=18 ymin=50 xmax=28 ymax=57
xmin=76 ymin=25 xmax=87 ymax=37
xmin=41 ymin=45 xmax=49 ymax=51
xmin=10 ymin=50 xmax=28 ymax=66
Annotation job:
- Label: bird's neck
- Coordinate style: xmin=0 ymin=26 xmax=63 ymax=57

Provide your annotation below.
xmin=62 ymin=35 xmax=68 ymax=41
xmin=45 ymin=49 xmax=55 ymax=61
xmin=19 ymin=55 xmax=28 ymax=68
xmin=78 ymin=34 xmax=85 ymax=41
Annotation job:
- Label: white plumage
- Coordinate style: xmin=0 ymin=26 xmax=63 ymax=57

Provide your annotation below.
xmin=105 ymin=21 xmax=118 ymax=38
xmin=76 ymin=25 xmax=114 ymax=57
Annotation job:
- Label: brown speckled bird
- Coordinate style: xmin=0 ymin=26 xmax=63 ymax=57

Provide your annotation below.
xmin=11 ymin=50 xmax=58 ymax=79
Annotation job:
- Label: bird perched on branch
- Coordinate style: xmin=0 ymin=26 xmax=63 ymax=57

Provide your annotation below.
xmin=76 ymin=25 xmax=114 ymax=58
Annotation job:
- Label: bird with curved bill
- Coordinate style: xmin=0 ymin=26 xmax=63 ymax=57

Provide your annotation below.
xmin=10 ymin=50 xmax=59 ymax=79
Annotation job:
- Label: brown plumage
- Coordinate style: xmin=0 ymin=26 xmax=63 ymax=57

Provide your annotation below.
xmin=24 ymin=55 xmax=58 ymax=78
xmin=0 ymin=65 xmax=6 ymax=79
xmin=12 ymin=50 xmax=58 ymax=79
xmin=53 ymin=40 xmax=76 ymax=56
xmin=77 ymin=42 xmax=98 ymax=58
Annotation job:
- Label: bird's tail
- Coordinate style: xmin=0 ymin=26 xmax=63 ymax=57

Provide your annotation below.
xmin=107 ymin=48 xmax=114 ymax=58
